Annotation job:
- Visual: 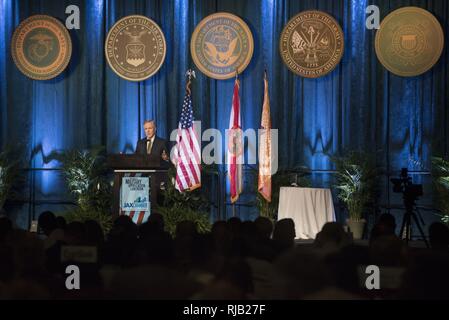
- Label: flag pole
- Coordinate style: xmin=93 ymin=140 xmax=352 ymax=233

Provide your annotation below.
xmin=231 ymin=66 xmax=240 ymax=219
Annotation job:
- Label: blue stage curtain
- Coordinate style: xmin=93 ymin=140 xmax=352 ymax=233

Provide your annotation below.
xmin=1 ymin=0 xmax=448 ymax=227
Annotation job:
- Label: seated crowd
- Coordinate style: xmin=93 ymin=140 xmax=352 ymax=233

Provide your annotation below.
xmin=0 ymin=210 xmax=448 ymax=299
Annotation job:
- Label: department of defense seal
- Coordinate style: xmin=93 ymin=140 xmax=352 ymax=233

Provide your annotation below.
xmin=190 ymin=12 xmax=254 ymax=80
xmin=279 ymin=10 xmax=344 ymax=78
xmin=11 ymin=15 xmax=72 ymax=80
xmin=105 ymin=15 xmax=166 ymax=81
xmin=375 ymin=7 xmax=444 ymax=77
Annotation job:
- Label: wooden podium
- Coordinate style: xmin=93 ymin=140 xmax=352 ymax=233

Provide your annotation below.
xmin=107 ymin=154 xmax=169 ymax=220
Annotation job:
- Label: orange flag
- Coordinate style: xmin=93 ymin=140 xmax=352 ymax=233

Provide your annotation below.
xmin=258 ymin=71 xmax=272 ymax=202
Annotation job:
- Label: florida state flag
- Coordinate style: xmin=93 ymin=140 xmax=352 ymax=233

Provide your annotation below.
xmin=227 ymin=76 xmax=243 ymax=203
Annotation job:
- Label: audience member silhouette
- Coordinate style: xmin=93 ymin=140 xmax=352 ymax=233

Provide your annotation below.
xmin=314 ymin=222 xmax=351 ymax=255
xmin=272 ymin=218 xmax=296 ymax=254
xmin=428 ymin=222 xmax=449 ymax=251
xmin=84 ymin=219 xmax=104 ymax=247
xmin=0 ymin=216 xmax=12 ymax=243
xmin=254 ymin=216 xmax=273 ymax=240
xmin=369 ymin=234 xmax=407 ymax=267
xmin=370 ymin=213 xmax=396 ymax=242
xmin=37 ymin=211 xmax=57 ymax=237
xmin=55 ymin=216 xmax=67 ymax=230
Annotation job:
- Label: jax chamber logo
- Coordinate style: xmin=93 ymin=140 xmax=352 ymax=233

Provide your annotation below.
xmin=123 ymin=196 xmax=148 ymax=209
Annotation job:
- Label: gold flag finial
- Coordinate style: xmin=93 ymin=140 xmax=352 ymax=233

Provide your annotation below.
xmin=185 ymin=69 xmax=196 ymax=94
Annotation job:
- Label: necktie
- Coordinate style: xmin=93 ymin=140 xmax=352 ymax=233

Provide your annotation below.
xmin=147 ymin=139 xmax=152 ymax=154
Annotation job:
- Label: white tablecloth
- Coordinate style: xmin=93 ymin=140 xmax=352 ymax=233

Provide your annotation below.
xmin=277 ymin=187 xmax=336 ymax=239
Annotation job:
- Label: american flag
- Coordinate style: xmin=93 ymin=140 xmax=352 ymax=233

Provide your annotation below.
xmin=173 ymin=83 xmax=201 ymax=192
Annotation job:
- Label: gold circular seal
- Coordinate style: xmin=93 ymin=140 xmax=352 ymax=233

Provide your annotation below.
xmin=190 ymin=12 xmax=254 ymax=80
xmin=105 ymin=15 xmax=166 ymax=81
xmin=11 ymin=15 xmax=72 ymax=80
xmin=375 ymin=7 xmax=444 ymax=77
xmin=280 ymin=10 xmax=344 ymax=78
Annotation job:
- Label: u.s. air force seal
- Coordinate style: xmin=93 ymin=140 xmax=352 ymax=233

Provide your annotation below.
xmin=105 ymin=15 xmax=166 ymax=81
xmin=280 ymin=11 xmax=344 ymax=78
xmin=375 ymin=7 xmax=444 ymax=77
xmin=11 ymin=15 xmax=72 ymax=80
xmin=190 ymin=12 xmax=254 ymax=80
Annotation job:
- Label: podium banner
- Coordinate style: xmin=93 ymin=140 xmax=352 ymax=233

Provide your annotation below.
xmin=120 ymin=173 xmax=151 ymax=224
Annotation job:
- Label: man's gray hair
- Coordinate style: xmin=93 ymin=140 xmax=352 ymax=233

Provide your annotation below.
xmin=143 ymin=119 xmax=156 ymax=127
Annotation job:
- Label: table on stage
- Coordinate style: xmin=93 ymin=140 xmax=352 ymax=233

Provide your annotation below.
xmin=277 ymin=187 xmax=336 ymax=239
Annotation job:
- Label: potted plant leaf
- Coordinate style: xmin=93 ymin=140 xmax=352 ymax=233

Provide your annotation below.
xmin=431 ymin=157 xmax=449 ymax=225
xmin=0 ymin=146 xmax=23 ymax=212
xmin=50 ymin=146 xmax=113 ymax=234
xmin=333 ymin=151 xmax=378 ymax=239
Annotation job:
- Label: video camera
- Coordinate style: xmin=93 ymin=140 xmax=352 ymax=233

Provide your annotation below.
xmin=390 ymin=168 xmax=423 ymax=202
xmin=390 ymin=168 xmax=428 ymax=246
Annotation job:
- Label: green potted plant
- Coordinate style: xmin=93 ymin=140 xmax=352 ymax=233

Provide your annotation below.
xmin=156 ymin=165 xmax=212 ymax=236
xmin=333 ymin=151 xmax=378 ymax=239
xmin=51 ymin=146 xmax=113 ymax=234
xmin=0 ymin=147 xmax=23 ymax=212
xmin=431 ymin=157 xmax=449 ymax=225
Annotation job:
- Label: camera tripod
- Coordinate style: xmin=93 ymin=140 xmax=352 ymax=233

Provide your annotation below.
xmin=399 ymin=195 xmax=429 ymax=248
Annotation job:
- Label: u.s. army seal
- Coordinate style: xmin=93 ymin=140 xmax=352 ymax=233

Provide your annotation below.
xmin=11 ymin=15 xmax=72 ymax=80
xmin=375 ymin=7 xmax=444 ymax=77
xmin=279 ymin=10 xmax=344 ymax=78
xmin=105 ymin=15 xmax=166 ymax=81
xmin=190 ymin=12 xmax=254 ymax=80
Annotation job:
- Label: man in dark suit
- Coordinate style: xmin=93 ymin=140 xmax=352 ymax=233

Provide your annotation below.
xmin=135 ymin=120 xmax=170 ymax=163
